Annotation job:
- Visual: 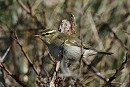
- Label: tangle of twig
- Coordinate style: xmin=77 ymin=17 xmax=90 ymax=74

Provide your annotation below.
xmin=103 ymin=52 xmax=130 ymax=87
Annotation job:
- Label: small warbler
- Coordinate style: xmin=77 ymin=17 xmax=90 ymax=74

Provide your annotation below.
xmin=34 ymin=29 xmax=112 ymax=74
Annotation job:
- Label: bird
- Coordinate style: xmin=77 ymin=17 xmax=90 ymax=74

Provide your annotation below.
xmin=34 ymin=29 xmax=112 ymax=75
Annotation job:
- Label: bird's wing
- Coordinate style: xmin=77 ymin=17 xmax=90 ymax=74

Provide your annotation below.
xmin=55 ymin=33 xmax=92 ymax=49
xmin=54 ymin=33 xmax=113 ymax=55
xmin=65 ymin=39 xmax=93 ymax=49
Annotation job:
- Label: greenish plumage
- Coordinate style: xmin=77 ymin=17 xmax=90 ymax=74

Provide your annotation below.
xmin=35 ymin=29 xmax=112 ymax=75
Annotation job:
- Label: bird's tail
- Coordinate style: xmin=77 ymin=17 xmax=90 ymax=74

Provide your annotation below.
xmin=98 ymin=51 xmax=113 ymax=55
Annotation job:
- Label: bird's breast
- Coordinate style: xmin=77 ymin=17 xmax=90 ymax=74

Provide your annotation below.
xmin=64 ymin=44 xmax=82 ymax=60
xmin=47 ymin=43 xmax=82 ymax=61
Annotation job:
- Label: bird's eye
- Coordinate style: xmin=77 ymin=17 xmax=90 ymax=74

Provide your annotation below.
xmin=42 ymin=33 xmax=50 ymax=36
xmin=45 ymin=33 xmax=49 ymax=35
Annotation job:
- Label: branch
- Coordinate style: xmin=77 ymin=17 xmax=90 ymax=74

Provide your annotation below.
xmin=110 ymin=29 xmax=129 ymax=51
xmin=50 ymin=61 xmax=60 ymax=87
xmin=16 ymin=0 xmax=30 ymax=13
xmin=16 ymin=0 xmax=45 ymax=29
xmin=83 ymin=59 xmax=108 ymax=82
xmin=14 ymin=31 xmax=40 ymax=76
xmin=47 ymin=49 xmax=55 ymax=64
xmin=0 ymin=63 xmax=26 ymax=87
xmin=103 ymin=52 xmax=130 ymax=87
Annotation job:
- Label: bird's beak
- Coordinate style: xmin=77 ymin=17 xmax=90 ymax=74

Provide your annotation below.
xmin=33 ymin=35 xmax=40 ymax=37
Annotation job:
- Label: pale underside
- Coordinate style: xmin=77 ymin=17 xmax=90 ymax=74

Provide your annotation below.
xmin=47 ymin=43 xmax=97 ymax=62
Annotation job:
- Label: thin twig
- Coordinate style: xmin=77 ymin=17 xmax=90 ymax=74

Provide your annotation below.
xmin=103 ymin=52 xmax=130 ymax=87
xmin=50 ymin=61 xmax=60 ymax=87
xmin=16 ymin=0 xmax=45 ymax=29
xmin=16 ymin=0 xmax=30 ymax=13
xmin=47 ymin=49 xmax=55 ymax=64
xmin=79 ymin=0 xmax=84 ymax=75
xmin=14 ymin=31 xmax=40 ymax=76
xmin=110 ymin=29 xmax=129 ymax=51
xmin=83 ymin=59 xmax=108 ymax=82
xmin=0 ymin=63 xmax=26 ymax=87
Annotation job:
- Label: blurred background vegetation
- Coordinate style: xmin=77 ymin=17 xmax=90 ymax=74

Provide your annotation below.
xmin=0 ymin=0 xmax=130 ymax=87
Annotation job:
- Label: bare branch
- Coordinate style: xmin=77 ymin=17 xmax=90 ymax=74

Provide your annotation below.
xmin=103 ymin=52 xmax=130 ymax=87
xmin=16 ymin=0 xmax=30 ymax=14
xmin=83 ymin=59 xmax=108 ymax=82
xmin=50 ymin=61 xmax=60 ymax=87
xmin=47 ymin=49 xmax=55 ymax=64
xmin=110 ymin=29 xmax=129 ymax=51
xmin=0 ymin=63 xmax=26 ymax=87
xmin=16 ymin=0 xmax=45 ymax=29
xmin=14 ymin=31 xmax=40 ymax=76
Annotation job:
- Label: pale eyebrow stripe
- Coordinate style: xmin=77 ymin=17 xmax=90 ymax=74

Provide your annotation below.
xmin=47 ymin=30 xmax=56 ymax=33
xmin=42 ymin=30 xmax=56 ymax=35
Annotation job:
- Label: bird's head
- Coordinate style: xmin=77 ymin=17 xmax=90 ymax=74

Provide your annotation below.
xmin=34 ymin=29 xmax=58 ymax=44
